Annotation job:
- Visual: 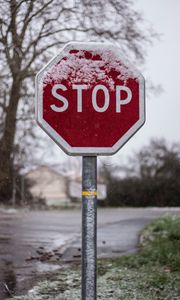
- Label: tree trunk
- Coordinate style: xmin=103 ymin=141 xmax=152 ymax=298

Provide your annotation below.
xmin=0 ymin=78 xmax=21 ymax=203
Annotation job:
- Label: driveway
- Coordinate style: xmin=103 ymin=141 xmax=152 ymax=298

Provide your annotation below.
xmin=0 ymin=207 xmax=179 ymax=299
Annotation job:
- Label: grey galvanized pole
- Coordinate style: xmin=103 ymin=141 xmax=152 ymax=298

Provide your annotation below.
xmin=82 ymin=156 xmax=97 ymax=300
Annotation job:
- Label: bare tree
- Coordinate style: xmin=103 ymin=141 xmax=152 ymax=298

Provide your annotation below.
xmin=0 ymin=0 xmax=155 ymax=202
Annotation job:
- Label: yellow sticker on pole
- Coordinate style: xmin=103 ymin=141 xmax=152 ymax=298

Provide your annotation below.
xmin=82 ymin=191 xmax=97 ymax=196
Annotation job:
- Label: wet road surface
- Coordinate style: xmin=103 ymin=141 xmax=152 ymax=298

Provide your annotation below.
xmin=0 ymin=208 xmax=80 ymax=298
xmin=0 ymin=207 xmax=179 ymax=299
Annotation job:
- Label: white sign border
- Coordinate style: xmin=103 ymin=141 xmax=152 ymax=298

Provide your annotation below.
xmin=35 ymin=41 xmax=145 ymax=156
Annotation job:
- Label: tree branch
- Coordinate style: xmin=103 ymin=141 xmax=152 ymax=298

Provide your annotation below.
xmin=21 ymin=41 xmax=64 ymax=77
xmin=19 ymin=0 xmax=35 ymax=43
xmin=21 ymin=0 xmax=54 ymax=32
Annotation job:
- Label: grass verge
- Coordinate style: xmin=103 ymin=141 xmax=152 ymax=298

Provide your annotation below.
xmin=12 ymin=214 xmax=180 ymax=300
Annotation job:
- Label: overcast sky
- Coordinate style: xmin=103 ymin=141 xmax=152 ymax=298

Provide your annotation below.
xmin=109 ymin=0 xmax=180 ymax=163
xmin=136 ymin=0 xmax=180 ymax=142
xmin=41 ymin=0 xmax=180 ymax=166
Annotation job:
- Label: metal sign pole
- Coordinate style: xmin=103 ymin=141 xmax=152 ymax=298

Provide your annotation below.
xmin=82 ymin=156 xmax=97 ymax=300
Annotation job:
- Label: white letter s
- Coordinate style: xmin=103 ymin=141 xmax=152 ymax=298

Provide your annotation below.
xmin=51 ymin=84 xmax=68 ymax=112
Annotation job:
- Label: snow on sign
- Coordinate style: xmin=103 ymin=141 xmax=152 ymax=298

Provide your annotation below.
xmin=35 ymin=42 xmax=145 ymax=155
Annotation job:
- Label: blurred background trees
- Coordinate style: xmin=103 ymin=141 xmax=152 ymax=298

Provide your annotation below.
xmin=100 ymin=139 xmax=180 ymax=207
xmin=0 ymin=0 xmax=155 ymax=203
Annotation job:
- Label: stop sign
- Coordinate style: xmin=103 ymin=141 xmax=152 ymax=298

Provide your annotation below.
xmin=35 ymin=42 xmax=145 ymax=155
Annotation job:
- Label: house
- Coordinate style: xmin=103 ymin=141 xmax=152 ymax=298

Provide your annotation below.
xmin=26 ymin=165 xmax=70 ymax=206
xmin=26 ymin=165 xmax=107 ymax=207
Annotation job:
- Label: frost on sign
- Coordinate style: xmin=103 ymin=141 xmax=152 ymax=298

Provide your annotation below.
xmin=36 ymin=42 xmax=145 ymax=155
xmin=44 ymin=48 xmax=137 ymax=91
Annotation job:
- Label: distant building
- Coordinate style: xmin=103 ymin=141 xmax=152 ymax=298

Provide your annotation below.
xmin=26 ymin=165 xmax=107 ymax=207
xmin=26 ymin=165 xmax=70 ymax=206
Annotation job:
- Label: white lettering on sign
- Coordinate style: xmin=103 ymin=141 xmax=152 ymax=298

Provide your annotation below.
xmin=72 ymin=84 xmax=87 ymax=112
xmin=51 ymin=84 xmax=132 ymax=112
xmin=51 ymin=84 xmax=68 ymax=112
xmin=116 ymin=86 xmax=132 ymax=112
xmin=92 ymin=85 xmax=110 ymax=112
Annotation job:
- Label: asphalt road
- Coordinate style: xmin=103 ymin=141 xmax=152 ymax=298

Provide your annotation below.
xmin=0 ymin=207 xmax=179 ymax=299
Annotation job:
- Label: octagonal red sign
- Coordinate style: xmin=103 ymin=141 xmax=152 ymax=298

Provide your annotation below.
xmin=35 ymin=42 xmax=145 ymax=155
